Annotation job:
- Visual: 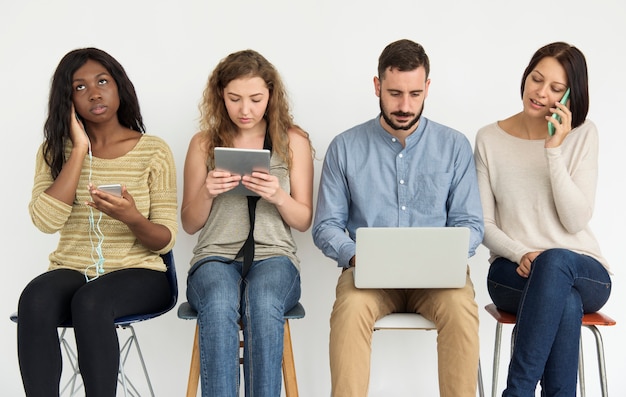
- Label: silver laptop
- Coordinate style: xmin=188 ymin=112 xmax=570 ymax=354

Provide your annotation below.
xmin=354 ymin=227 xmax=470 ymax=289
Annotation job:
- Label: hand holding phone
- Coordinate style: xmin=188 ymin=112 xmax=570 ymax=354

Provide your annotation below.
xmin=548 ymin=88 xmax=570 ymax=136
xmin=97 ymin=184 xmax=122 ymax=197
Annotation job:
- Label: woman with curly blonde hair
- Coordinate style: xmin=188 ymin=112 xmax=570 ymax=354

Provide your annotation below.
xmin=181 ymin=49 xmax=314 ymax=397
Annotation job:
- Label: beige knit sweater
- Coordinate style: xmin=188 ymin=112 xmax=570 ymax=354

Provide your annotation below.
xmin=474 ymin=120 xmax=609 ymax=271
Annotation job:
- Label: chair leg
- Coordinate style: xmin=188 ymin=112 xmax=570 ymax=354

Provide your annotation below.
xmin=118 ymin=351 xmax=130 ymax=397
xmin=491 ymin=322 xmax=502 ymax=397
xmin=578 ymin=336 xmax=586 ymax=397
xmin=186 ymin=324 xmax=201 ymax=397
xmin=477 ymin=359 xmax=485 ymax=397
xmin=490 ymin=321 xmax=610 ymax=397
xmin=585 ymin=325 xmax=609 ymax=397
xmin=132 ymin=325 xmax=155 ymax=397
xmin=186 ymin=319 xmax=299 ymax=397
xmin=58 ymin=325 xmax=154 ymax=397
xmin=117 ymin=325 xmax=155 ymax=397
xmin=282 ymin=319 xmax=299 ymax=397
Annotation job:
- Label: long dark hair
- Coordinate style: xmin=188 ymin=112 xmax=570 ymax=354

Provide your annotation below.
xmin=520 ymin=42 xmax=589 ymax=129
xmin=43 ymin=48 xmax=144 ymax=179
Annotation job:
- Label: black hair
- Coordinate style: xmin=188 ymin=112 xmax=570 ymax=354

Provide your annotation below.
xmin=43 ymin=48 xmax=144 ymax=179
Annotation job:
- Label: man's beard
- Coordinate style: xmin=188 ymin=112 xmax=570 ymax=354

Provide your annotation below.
xmin=379 ymin=99 xmax=424 ymax=131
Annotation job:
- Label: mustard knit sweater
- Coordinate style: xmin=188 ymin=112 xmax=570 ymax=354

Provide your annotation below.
xmin=29 ymin=135 xmax=178 ymax=276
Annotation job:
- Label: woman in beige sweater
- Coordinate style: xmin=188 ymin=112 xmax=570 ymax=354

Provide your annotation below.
xmin=474 ymin=42 xmax=611 ymax=396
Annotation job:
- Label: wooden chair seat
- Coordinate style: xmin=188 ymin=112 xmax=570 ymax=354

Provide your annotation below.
xmin=484 ymin=303 xmax=616 ymax=397
xmin=177 ymin=301 xmax=305 ymax=397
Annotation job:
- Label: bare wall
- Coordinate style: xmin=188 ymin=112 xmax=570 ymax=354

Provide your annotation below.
xmin=1 ymin=1 xmax=624 ymax=395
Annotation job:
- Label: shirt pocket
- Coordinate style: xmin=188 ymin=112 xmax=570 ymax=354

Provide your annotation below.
xmin=411 ymin=172 xmax=452 ymax=214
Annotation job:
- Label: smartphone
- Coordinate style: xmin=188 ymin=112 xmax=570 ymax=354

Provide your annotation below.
xmin=97 ymin=184 xmax=122 ymax=197
xmin=548 ymin=88 xmax=571 ymax=136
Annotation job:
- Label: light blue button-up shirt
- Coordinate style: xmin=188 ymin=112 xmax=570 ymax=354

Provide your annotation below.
xmin=312 ymin=116 xmax=484 ymax=268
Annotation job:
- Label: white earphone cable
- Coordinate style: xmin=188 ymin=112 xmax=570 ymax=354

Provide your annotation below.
xmin=84 ymin=139 xmax=106 ymax=282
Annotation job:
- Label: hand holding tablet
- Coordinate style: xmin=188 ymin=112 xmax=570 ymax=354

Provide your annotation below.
xmin=214 ymin=147 xmax=270 ymax=196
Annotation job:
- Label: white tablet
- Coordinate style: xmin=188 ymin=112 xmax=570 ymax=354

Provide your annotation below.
xmin=214 ymin=147 xmax=271 ymax=196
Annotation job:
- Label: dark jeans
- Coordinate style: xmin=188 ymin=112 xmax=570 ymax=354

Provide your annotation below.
xmin=17 ymin=268 xmax=170 ymax=397
xmin=487 ymin=249 xmax=611 ymax=397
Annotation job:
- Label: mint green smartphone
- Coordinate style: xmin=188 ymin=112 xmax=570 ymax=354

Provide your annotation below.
xmin=548 ymin=88 xmax=570 ymax=136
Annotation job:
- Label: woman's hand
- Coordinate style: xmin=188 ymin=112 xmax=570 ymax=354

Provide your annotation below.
xmin=204 ymin=170 xmax=242 ymax=198
xmin=545 ymin=99 xmax=572 ymax=148
xmin=517 ymin=251 xmax=542 ymax=278
xmin=87 ymin=184 xmax=141 ymax=225
xmin=87 ymin=184 xmax=172 ymax=251
xmin=69 ymin=104 xmax=90 ymax=152
xmin=241 ymin=171 xmax=286 ymax=205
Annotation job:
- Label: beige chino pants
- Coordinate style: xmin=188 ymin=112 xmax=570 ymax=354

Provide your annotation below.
xmin=329 ymin=267 xmax=480 ymax=397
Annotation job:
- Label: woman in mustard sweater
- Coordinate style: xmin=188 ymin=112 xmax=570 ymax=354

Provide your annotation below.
xmin=18 ymin=48 xmax=177 ymax=396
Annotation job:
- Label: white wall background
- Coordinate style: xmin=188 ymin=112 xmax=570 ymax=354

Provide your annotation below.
xmin=1 ymin=1 xmax=624 ymax=396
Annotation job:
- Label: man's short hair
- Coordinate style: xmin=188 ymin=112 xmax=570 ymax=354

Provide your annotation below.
xmin=378 ymin=39 xmax=430 ymax=80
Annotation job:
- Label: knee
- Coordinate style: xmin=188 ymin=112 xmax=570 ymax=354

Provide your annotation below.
xmin=18 ymin=282 xmax=45 ymax=314
xmin=331 ymin=291 xmax=380 ymax=333
xmin=195 ymin=293 xmax=240 ymax=321
xmin=17 ymin=287 xmax=58 ymax=328
xmin=535 ymin=249 xmax=577 ymax=272
xmin=334 ymin=288 xmax=371 ymax=313
xmin=188 ymin=271 xmax=239 ymax=312
xmin=434 ymin=292 xmax=479 ymax=330
xmin=528 ymin=250 xmax=580 ymax=287
xmin=192 ymin=287 xmax=240 ymax=326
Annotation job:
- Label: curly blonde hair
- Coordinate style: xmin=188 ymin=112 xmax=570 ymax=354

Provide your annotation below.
xmin=198 ymin=49 xmax=311 ymax=168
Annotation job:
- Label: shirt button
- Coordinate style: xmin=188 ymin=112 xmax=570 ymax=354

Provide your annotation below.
xmin=399 ymin=153 xmax=403 ymax=158
xmin=401 ymin=206 xmax=406 ymax=211
xmin=400 ymin=180 xmax=405 ymax=185
xmin=392 ymin=138 xmax=397 ymax=142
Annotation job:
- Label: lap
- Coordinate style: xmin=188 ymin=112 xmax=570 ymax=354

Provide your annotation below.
xmin=186 ymin=257 xmax=241 ymax=302
xmin=187 ymin=256 xmax=301 ymax=313
xmin=333 ymin=267 xmax=477 ymax=323
xmin=334 ymin=268 xmax=394 ymax=309
xmin=20 ymin=269 xmax=85 ymax=301
xmin=18 ymin=269 xmax=85 ymax=323
xmin=72 ymin=268 xmax=170 ymax=317
xmin=19 ymin=267 xmax=169 ymax=324
xmin=406 ymin=271 xmax=478 ymax=324
xmin=488 ymin=250 xmax=612 ymax=314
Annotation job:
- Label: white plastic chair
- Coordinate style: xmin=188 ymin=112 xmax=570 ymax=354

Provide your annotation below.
xmin=373 ymin=313 xmax=485 ymax=397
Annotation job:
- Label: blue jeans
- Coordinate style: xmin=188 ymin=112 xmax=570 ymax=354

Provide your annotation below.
xmin=487 ymin=249 xmax=611 ymax=397
xmin=187 ymin=256 xmax=301 ymax=397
